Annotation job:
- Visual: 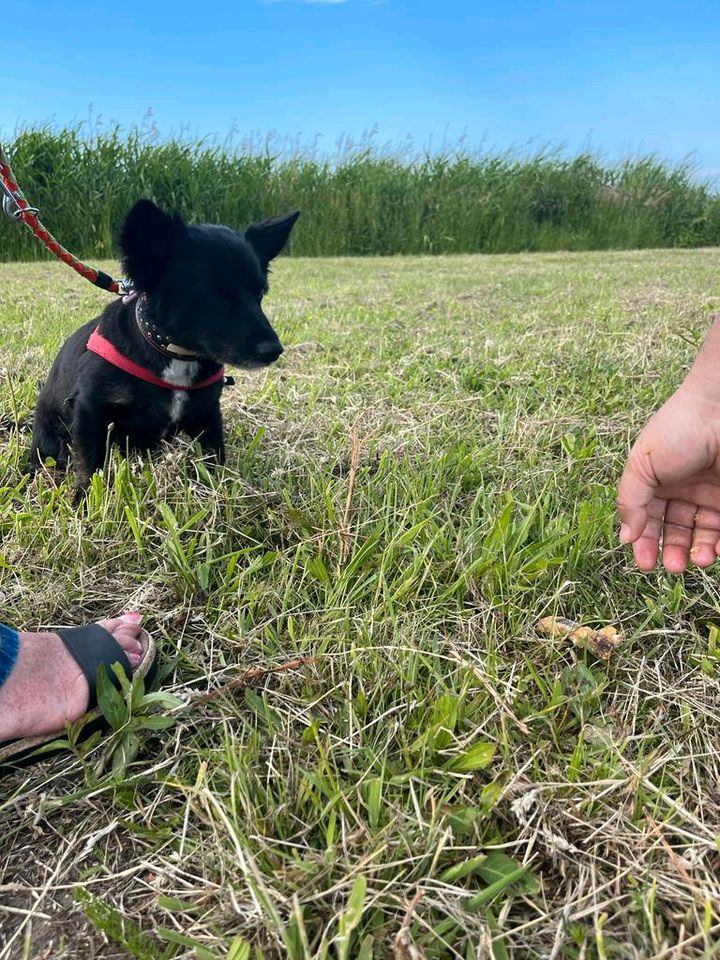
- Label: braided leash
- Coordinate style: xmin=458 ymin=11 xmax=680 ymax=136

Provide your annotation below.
xmin=0 ymin=141 xmax=129 ymax=295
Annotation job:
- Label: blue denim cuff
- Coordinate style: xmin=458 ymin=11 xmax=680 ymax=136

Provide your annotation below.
xmin=0 ymin=623 xmax=20 ymax=687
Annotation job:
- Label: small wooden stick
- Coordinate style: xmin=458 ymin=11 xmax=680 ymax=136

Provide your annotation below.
xmin=189 ymin=656 xmax=320 ymax=709
xmin=393 ymin=887 xmax=425 ymax=960
xmin=645 ymin=812 xmax=699 ymax=892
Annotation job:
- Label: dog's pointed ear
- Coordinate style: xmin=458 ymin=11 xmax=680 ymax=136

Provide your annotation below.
xmin=119 ymin=199 xmax=186 ymax=291
xmin=245 ymin=211 xmax=300 ymax=267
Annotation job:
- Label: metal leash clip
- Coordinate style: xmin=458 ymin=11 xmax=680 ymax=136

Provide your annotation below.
xmin=2 ymin=140 xmax=148 ymax=296
xmin=1 ymin=181 xmax=39 ymax=220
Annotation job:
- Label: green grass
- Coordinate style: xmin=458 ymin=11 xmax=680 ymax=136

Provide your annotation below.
xmin=2 ymin=248 xmax=720 ymax=958
xmin=2 ymin=126 xmax=720 ymax=260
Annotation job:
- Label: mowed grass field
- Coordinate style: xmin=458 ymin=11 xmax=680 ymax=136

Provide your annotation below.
xmin=1 ymin=248 xmax=720 ymax=959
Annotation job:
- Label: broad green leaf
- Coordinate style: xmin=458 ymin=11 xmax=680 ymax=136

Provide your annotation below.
xmin=465 ymin=866 xmax=531 ymax=911
xmin=96 ymin=666 xmax=127 ymax=730
xmin=357 ymin=934 xmax=374 ymax=960
xmin=446 ymin=741 xmax=496 ymax=773
xmin=137 ymin=715 xmax=176 ymax=731
xmin=26 ymin=738 xmax=72 ymax=757
xmin=430 ymin=694 xmax=458 ymax=749
xmin=307 ymin=555 xmax=330 ymax=583
xmin=439 ymin=854 xmax=487 ymax=883
xmin=477 ymin=852 xmax=539 ymax=894
xmin=111 ymin=660 xmax=132 ymax=696
xmin=157 ymin=895 xmax=201 ymax=913
xmin=139 ymin=691 xmax=185 ymax=710
xmin=365 ymin=777 xmax=382 ymax=829
xmin=111 ymin=731 xmax=139 ymax=775
xmin=130 ymin=673 xmax=146 ymax=712
xmin=446 ymin=806 xmax=481 ymax=835
xmin=479 ymin=780 xmax=504 ymax=815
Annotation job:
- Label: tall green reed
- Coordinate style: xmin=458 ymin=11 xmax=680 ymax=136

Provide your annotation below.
xmin=1 ymin=125 xmax=718 ymax=260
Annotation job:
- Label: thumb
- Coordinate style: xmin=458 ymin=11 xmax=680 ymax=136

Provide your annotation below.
xmin=616 ymin=453 xmax=657 ymax=543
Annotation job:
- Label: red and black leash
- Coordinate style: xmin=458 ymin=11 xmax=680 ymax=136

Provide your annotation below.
xmin=1 ymin=142 xmax=233 ymax=391
xmin=0 ymin=141 xmax=129 ymax=296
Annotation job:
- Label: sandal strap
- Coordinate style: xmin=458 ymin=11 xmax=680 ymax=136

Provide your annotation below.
xmin=56 ymin=624 xmax=132 ymax=704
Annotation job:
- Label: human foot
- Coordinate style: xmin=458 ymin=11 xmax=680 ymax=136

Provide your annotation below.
xmin=0 ymin=614 xmax=144 ymax=742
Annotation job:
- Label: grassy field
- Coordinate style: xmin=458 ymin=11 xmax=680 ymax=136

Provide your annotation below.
xmin=2 ymin=247 xmax=720 ymax=958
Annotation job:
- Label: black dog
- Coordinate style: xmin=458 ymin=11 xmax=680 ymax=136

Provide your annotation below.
xmin=30 ymin=199 xmax=299 ymax=492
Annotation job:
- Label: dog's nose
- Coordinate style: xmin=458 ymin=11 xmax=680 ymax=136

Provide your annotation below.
xmin=255 ymin=340 xmax=284 ymax=363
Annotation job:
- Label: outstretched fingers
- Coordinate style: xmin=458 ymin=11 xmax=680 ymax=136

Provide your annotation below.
xmin=624 ymin=500 xmax=720 ymax=573
xmin=691 ymin=506 xmax=720 ymax=566
xmin=626 ymin=497 xmax=667 ymax=571
xmin=660 ymin=499 xmax=701 ymax=573
xmin=617 ymin=452 xmax=657 ymax=546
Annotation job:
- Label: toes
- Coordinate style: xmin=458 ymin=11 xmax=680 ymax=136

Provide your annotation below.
xmin=98 ymin=616 xmax=138 ymax=634
xmin=98 ymin=613 xmax=143 ymax=641
xmin=95 ymin=615 xmax=144 ymax=671
xmin=113 ymin=629 xmax=145 ymax=663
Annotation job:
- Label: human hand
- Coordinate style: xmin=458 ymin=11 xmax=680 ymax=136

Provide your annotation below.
xmin=617 ymin=384 xmax=720 ymax=572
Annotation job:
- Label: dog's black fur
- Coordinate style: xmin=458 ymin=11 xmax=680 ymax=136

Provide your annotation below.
xmin=30 ymin=199 xmax=299 ymax=492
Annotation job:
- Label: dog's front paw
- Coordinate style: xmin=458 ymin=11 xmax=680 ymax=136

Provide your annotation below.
xmin=70 ymin=480 xmax=90 ymax=507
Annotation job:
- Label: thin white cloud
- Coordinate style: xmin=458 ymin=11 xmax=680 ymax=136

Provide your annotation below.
xmin=264 ymin=0 xmax=349 ymax=4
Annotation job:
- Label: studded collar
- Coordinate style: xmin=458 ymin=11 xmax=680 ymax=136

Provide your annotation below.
xmin=126 ymin=290 xmax=204 ymax=361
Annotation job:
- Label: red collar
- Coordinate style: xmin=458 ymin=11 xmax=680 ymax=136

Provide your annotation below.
xmin=86 ymin=327 xmax=226 ymax=391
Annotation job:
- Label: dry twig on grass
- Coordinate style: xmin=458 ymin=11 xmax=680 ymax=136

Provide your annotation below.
xmin=188 ymin=656 xmax=320 ymax=709
xmin=393 ymin=887 xmax=426 ymax=960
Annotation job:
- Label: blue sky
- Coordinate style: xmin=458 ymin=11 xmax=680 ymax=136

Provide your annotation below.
xmin=1 ymin=0 xmax=719 ymax=175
